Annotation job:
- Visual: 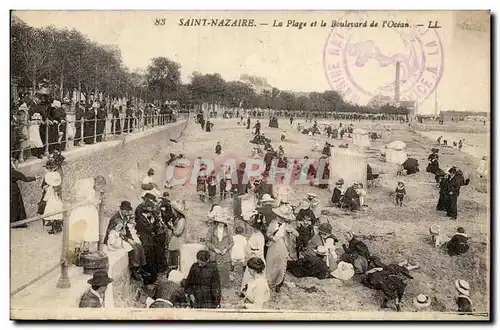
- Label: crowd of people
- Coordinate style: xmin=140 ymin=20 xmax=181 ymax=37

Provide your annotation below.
xmin=10 ymin=103 xmax=479 ymax=313
xmin=10 ymin=88 xmax=180 ymax=163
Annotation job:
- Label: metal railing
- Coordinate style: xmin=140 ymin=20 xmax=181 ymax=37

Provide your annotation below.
xmin=10 ymin=201 xmax=96 ymax=296
xmin=11 ymin=113 xmax=189 ymax=162
xmin=10 ymin=116 xmax=190 ymax=298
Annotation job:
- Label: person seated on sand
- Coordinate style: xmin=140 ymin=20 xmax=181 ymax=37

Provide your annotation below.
xmin=286 ymin=246 xmax=332 ymax=279
xmin=454 ymin=279 xmax=473 ymax=313
xmin=142 ymin=168 xmax=160 ymax=195
xmin=340 ymin=183 xmax=361 ymax=212
xmin=331 ymin=179 xmax=344 ymax=206
xmin=342 ymin=231 xmax=371 ymax=261
xmin=446 ymin=227 xmax=469 ymax=256
xmin=147 ymin=270 xmax=187 ymax=308
xmin=339 ymin=250 xmax=369 ymax=275
xmin=402 ymin=155 xmax=420 ymax=175
xmin=306 ymin=223 xmax=338 ymax=256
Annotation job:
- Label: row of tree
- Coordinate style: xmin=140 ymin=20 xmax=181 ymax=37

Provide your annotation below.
xmin=11 ymin=17 xmax=407 ymax=115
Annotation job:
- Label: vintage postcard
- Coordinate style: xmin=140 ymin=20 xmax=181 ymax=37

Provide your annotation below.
xmin=9 ymin=10 xmax=490 ymax=321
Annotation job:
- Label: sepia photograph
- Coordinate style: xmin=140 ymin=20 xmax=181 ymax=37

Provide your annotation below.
xmin=9 ymin=10 xmax=491 ymax=321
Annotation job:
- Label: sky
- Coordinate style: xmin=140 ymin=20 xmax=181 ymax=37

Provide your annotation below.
xmin=13 ymin=10 xmax=490 ymax=114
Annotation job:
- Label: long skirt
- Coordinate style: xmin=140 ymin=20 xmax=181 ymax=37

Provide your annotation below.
xmin=217 ymin=260 xmax=231 ymax=288
xmin=436 ymin=193 xmax=449 ymax=211
xmin=265 ymin=239 xmax=287 ymax=287
xmin=10 ymin=185 xmax=27 ymax=223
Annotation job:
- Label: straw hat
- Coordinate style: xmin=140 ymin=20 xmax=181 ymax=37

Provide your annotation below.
xmin=429 ymin=224 xmax=441 ymax=235
xmin=261 ymin=194 xmax=274 ymax=203
xmin=306 ymin=192 xmax=318 ymax=198
xmin=31 ymin=113 xmax=42 ymax=121
xmin=335 ymin=178 xmax=344 ymax=186
xmin=272 ymin=204 xmax=296 ymax=221
xmin=44 ymin=172 xmax=62 ymax=187
xmin=207 ymin=205 xmax=224 ymax=219
xmin=51 ymin=100 xmax=62 ymax=108
xmin=455 ymin=280 xmax=470 ymax=296
xmin=170 ymin=200 xmax=186 ymax=218
xmin=413 ymin=294 xmax=431 ymax=308
xmin=213 ymin=214 xmax=231 ymax=226
xmin=314 ymin=246 xmax=327 ymax=256
xmin=18 ymin=103 xmax=29 ymax=111
xmin=167 ymin=270 xmax=183 ymax=284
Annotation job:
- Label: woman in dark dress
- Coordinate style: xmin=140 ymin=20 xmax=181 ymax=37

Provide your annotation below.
xmin=83 ymin=107 xmax=96 ymax=144
xmin=112 ymin=106 xmax=121 ymax=135
xmin=11 ymin=163 xmax=37 ymax=228
xmin=95 ymin=106 xmax=107 ymax=143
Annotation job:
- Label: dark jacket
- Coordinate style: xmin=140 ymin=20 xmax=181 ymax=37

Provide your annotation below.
xmin=79 ymin=289 xmax=105 ymax=308
xmin=134 ymin=205 xmax=166 ymax=246
xmin=185 ymin=262 xmax=221 ymax=309
xmin=331 ymin=187 xmax=342 ymax=204
xmin=447 ymin=233 xmax=469 ymax=256
xmin=152 ymin=280 xmax=187 ymax=307
xmin=256 ymin=204 xmax=276 ymax=226
xmin=287 ymin=254 xmax=332 ymax=279
xmin=448 ymin=173 xmax=470 ymax=197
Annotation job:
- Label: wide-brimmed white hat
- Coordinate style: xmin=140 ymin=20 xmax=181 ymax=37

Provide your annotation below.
xmin=170 ymin=200 xmax=186 ymax=218
xmin=44 ymin=172 xmax=62 ymax=187
xmin=314 ymin=246 xmax=327 ymax=256
xmin=167 ymin=270 xmax=183 ymax=284
xmin=207 ymin=205 xmax=224 ymax=219
xmin=261 ymin=194 xmax=274 ymax=203
xmin=272 ymin=204 xmax=295 ymax=221
xmin=51 ymin=100 xmax=62 ymax=108
xmin=306 ymin=192 xmax=318 ymax=198
xmin=297 ymin=200 xmax=310 ymax=211
xmin=429 ymin=224 xmax=441 ymax=235
xmin=213 ymin=214 xmax=231 ymax=226
xmin=18 ymin=103 xmax=29 ymax=111
xmin=413 ymin=294 xmax=431 ymax=308
xmin=31 ymin=113 xmax=42 ymax=121
xmin=455 ymin=279 xmax=470 ymax=296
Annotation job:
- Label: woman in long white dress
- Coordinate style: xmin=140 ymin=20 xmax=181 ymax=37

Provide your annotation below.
xmin=265 ymin=205 xmax=298 ymax=293
xmin=240 ymin=218 xmax=266 ymax=293
xmin=28 ymin=112 xmax=44 ymax=158
xmin=69 ymin=176 xmax=106 ymax=254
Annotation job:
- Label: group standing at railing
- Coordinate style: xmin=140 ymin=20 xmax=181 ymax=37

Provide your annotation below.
xmin=10 ymin=89 xmax=182 ymax=163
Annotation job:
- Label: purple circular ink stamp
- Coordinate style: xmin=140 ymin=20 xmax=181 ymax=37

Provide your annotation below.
xmin=323 ymin=11 xmax=444 ymax=106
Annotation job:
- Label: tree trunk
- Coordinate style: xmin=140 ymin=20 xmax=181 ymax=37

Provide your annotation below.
xmin=60 ymin=74 xmax=64 ymax=100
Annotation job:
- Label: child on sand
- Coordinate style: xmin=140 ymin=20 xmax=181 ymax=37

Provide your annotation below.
xmin=395 ymin=181 xmax=406 ymax=206
xmin=231 ymin=226 xmax=248 ymax=271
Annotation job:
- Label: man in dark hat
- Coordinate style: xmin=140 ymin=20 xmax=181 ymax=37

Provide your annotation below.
xmin=104 ymin=201 xmax=149 ymax=281
xmin=446 ymin=168 xmax=470 ymax=220
xmin=79 ymin=271 xmax=113 ymax=308
xmin=135 ymin=198 xmax=167 ymax=284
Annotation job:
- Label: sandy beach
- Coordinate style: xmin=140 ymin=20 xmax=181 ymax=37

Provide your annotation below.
xmin=416 ymin=131 xmax=490 ymax=160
